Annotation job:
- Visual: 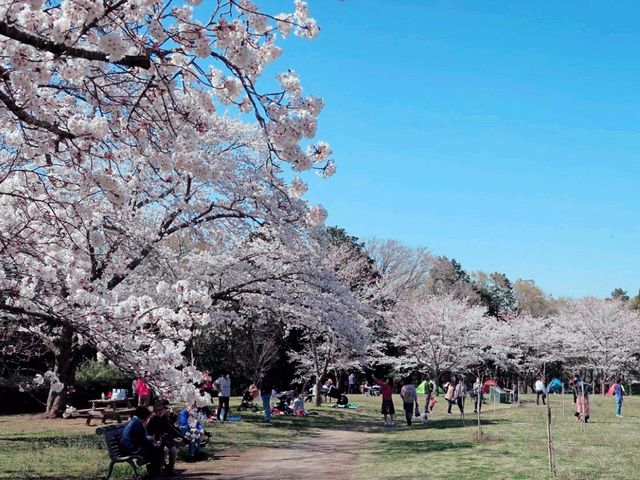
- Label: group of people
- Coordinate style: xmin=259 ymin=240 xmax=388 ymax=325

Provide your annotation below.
xmin=534 ymin=373 xmax=627 ymax=422
xmin=363 ymin=371 xmax=629 ymax=427
xmin=199 ymin=371 xmax=232 ymax=421
xmin=121 ymin=401 xmax=212 ymax=479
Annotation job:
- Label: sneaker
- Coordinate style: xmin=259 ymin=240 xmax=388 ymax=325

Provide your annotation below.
xmin=616 ymin=414 xmax=623 ymax=418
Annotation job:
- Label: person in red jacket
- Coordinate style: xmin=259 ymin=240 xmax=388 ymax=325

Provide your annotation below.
xmin=372 ymin=375 xmax=395 ymax=426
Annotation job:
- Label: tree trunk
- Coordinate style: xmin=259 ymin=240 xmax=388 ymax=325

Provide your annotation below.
xmin=44 ymin=324 xmax=75 ymax=418
xmin=314 ymin=379 xmax=322 ymax=407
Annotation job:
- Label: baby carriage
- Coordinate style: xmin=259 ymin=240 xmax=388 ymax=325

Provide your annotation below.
xmin=273 ymin=390 xmax=295 ymax=416
xmin=238 ymin=385 xmax=260 ymax=412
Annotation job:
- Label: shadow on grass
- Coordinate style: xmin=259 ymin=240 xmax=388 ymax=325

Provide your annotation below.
xmin=373 ymin=438 xmax=474 ymax=455
xmin=0 ymin=431 xmax=102 ymax=449
xmin=416 ymin=417 xmax=511 ymax=430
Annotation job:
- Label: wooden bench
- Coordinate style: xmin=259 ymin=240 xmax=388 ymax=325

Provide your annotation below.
xmin=80 ymin=407 xmax=136 ymax=426
xmin=96 ymin=424 xmax=149 ymax=480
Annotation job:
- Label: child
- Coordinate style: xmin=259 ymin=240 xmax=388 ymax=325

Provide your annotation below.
xmin=292 ymin=393 xmax=305 ymax=416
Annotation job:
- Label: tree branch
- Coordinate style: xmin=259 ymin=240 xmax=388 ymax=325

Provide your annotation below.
xmin=0 ymin=20 xmax=151 ymax=70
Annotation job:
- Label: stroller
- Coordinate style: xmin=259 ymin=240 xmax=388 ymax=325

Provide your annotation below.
xmin=273 ymin=390 xmax=295 ymax=416
xmin=238 ymin=386 xmax=260 ymax=412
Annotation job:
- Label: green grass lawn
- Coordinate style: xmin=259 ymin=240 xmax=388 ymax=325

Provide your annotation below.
xmin=0 ymin=393 xmax=638 ymax=479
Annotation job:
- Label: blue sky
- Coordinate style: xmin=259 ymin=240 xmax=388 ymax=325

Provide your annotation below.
xmin=262 ymin=1 xmax=640 ymax=298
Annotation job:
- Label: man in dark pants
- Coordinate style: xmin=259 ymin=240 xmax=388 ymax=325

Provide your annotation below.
xmin=257 ymin=369 xmax=274 ymax=423
xmin=535 ymin=379 xmax=547 ymax=405
xmin=147 ymin=402 xmax=180 ymax=475
xmin=121 ymin=406 xmax=163 ymax=478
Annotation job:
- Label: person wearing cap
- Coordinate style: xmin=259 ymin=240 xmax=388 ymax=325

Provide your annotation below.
xmin=147 ymin=402 xmax=180 ymax=475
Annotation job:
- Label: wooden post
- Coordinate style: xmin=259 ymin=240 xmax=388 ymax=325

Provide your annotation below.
xmin=476 ymin=372 xmax=483 ymax=440
xmin=543 ymin=362 xmax=557 ymax=476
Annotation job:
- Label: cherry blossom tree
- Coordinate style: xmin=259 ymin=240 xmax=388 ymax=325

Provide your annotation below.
xmin=0 ymin=0 xmax=337 ymax=416
xmin=388 ymin=293 xmax=488 ymax=386
xmin=556 ymin=297 xmax=640 ymax=389
xmin=288 ymin=229 xmax=375 ymax=406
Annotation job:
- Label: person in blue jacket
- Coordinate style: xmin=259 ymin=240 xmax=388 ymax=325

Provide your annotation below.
xmin=613 ymin=378 xmax=625 ymax=417
xmin=178 ymin=404 xmax=210 ymax=460
xmin=121 ymin=406 xmax=163 ymax=477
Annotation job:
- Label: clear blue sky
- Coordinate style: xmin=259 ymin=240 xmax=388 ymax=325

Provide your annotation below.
xmin=266 ymin=1 xmax=640 ymax=298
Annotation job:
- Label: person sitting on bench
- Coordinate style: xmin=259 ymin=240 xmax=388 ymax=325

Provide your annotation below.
xmin=147 ymin=401 xmax=180 ymax=475
xmin=121 ymin=406 xmax=163 ymax=478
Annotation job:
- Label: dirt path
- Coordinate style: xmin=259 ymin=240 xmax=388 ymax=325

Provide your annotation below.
xmin=180 ymin=428 xmax=369 ymax=480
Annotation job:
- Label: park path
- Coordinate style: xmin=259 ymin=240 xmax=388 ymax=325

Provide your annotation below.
xmin=180 ymin=428 xmax=369 ymax=480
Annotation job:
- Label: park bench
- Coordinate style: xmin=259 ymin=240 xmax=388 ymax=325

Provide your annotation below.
xmin=96 ymin=424 xmax=149 ymax=480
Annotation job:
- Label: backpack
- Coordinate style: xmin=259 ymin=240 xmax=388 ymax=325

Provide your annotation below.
xmin=401 ymin=387 xmax=415 ymax=403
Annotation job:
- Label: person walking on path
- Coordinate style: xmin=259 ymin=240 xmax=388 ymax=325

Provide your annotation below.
xmin=612 ymin=378 xmax=625 ymax=417
xmin=214 ymin=372 xmax=231 ymax=421
xmin=400 ymin=378 xmax=418 ymax=426
xmin=257 ymin=369 xmax=274 ymax=424
xmin=535 ymin=378 xmax=546 ymax=406
xmin=372 ymin=375 xmax=395 ymax=426
xmin=454 ymin=377 xmax=465 ymax=414
xmin=348 ymin=372 xmax=356 ymax=394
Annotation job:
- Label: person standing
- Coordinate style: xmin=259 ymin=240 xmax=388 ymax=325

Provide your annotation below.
xmin=257 ymin=369 xmax=274 ymax=424
xmin=136 ymin=377 xmax=151 ymax=407
xmin=535 ymin=378 xmax=546 ymax=406
xmin=372 ymin=375 xmax=395 ymax=426
xmin=613 ymin=378 xmax=625 ymax=418
xmin=572 ymin=374 xmax=591 ymax=422
xmin=454 ymin=377 xmax=465 ymax=414
xmin=400 ymin=378 xmax=418 ymax=426
xmin=214 ymin=372 xmax=231 ymax=421
xmin=472 ymin=377 xmax=483 ymax=414
xmin=202 ymin=370 xmax=214 ymax=396
xmin=348 ymin=371 xmax=356 ymax=394
xmin=444 ymin=380 xmax=455 ymax=414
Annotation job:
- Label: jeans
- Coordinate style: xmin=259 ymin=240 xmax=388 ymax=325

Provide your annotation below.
xmin=616 ymin=397 xmax=623 ymax=416
xmin=403 ymin=402 xmax=414 ymax=425
xmin=536 ymin=391 xmax=546 ymax=405
xmin=474 ymin=395 xmax=482 ymax=413
xmin=447 ymin=399 xmax=454 ymax=413
xmin=261 ymin=393 xmax=272 ymax=422
xmin=179 ymin=426 xmax=200 ymax=457
xmin=217 ymin=396 xmax=230 ymax=420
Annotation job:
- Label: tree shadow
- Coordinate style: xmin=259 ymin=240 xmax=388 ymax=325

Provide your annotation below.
xmin=373 ymin=438 xmax=474 ymax=455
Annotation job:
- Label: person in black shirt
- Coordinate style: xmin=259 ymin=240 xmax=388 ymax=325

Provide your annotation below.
xmin=147 ymin=402 xmax=180 ymax=475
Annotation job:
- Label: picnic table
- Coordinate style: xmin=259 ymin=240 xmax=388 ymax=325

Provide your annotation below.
xmin=78 ymin=397 xmax=136 ymax=426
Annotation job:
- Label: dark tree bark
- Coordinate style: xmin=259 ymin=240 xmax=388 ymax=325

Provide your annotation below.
xmin=44 ymin=324 xmax=77 ymax=418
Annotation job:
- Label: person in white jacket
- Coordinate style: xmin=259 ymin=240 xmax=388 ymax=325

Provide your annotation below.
xmin=535 ymin=379 xmax=546 ymax=406
xmin=214 ymin=373 xmax=232 ymax=420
